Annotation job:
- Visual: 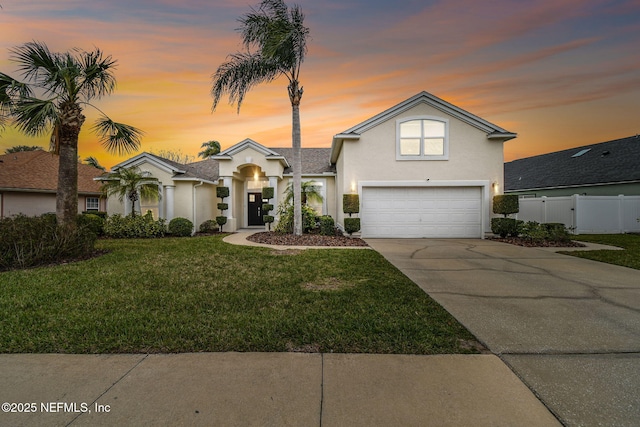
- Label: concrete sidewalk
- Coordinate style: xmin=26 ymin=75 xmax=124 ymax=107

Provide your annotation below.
xmin=0 ymin=353 xmax=560 ymax=427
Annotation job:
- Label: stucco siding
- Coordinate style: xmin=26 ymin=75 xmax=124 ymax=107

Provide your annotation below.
xmin=1 ymin=192 xmax=101 ymax=218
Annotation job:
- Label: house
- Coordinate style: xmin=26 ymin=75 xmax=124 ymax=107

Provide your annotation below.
xmin=0 ymin=149 xmax=105 ymax=218
xmin=505 ymin=135 xmax=640 ymax=197
xmin=107 ymin=91 xmax=516 ymax=238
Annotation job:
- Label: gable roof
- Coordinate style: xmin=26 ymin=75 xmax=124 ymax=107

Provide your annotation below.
xmin=331 ymin=91 xmax=517 ymax=162
xmin=505 ymin=135 xmax=640 ymax=192
xmin=110 ymin=152 xmax=220 ymax=183
xmin=0 ymin=149 xmax=103 ymax=194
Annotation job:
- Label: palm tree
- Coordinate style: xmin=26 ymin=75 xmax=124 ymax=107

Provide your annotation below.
xmin=211 ymin=0 xmax=309 ymax=235
xmin=198 ymin=140 xmax=221 ymax=159
xmin=0 ymin=41 xmax=143 ymax=229
xmin=283 ymin=180 xmax=322 ymax=206
xmin=100 ymin=166 xmax=160 ymax=217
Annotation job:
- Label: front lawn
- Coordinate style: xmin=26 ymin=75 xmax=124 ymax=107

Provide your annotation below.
xmin=564 ymin=234 xmax=640 ymax=270
xmin=0 ymin=235 xmax=478 ymax=354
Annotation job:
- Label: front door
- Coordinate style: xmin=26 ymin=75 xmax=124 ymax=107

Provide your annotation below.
xmin=247 ymin=192 xmax=264 ymax=226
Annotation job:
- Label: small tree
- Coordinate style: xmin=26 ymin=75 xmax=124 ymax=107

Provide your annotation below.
xmin=491 ymin=195 xmax=520 ymax=238
xmin=100 ymin=167 xmax=160 ymax=217
xmin=216 ymin=186 xmax=229 ymax=232
xmin=343 ymin=193 xmax=360 ymax=235
xmin=262 ymin=186 xmax=275 ymax=230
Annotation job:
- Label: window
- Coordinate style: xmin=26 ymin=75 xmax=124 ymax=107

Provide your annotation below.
xmin=86 ymin=197 xmax=99 ymax=211
xmin=397 ymin=117 xmax=448 ymax=160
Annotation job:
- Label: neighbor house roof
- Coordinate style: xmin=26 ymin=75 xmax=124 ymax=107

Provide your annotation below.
xmin=0 ymin=149 xmax=103 ymax=194
xmin=505 ymin=135 xmax=640 ymax=192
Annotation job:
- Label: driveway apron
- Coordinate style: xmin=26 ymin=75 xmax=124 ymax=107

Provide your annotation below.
xmin=366 ymin=238 xmax=640 ymax=427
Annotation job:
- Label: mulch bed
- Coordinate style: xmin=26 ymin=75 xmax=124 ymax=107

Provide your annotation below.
xmin=247 ymin=231 xmax=369 ymax=247
xmin=488 ymin=237 xmax=586 ymax=248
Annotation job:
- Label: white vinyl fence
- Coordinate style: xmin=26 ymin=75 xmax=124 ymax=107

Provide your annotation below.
xmin=517 ymin=195 xmax=640 ymax=234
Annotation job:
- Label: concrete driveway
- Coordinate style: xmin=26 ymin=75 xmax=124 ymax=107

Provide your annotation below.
xmin=366 ymin=238 xmax=640 ymax=427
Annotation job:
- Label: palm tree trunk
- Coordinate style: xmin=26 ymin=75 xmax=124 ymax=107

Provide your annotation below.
xmin=289 ymin=82 xmax=303 ymax=236
xmin=56 ymin=102 xmax=85 ymax=229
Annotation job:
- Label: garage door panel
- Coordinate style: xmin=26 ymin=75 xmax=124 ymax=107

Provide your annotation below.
xmin=361 ymin=186 xmax=482 ymax=238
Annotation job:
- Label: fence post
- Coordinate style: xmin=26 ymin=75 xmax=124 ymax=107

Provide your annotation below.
xmin=618 ymin=195 xmax=625 ymax=234
xmin=571 ymin=194 xmax=582 ymax=234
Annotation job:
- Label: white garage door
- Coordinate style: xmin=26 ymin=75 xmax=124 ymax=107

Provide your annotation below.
xmin=361 ymin=187 xmax=482 ymax=238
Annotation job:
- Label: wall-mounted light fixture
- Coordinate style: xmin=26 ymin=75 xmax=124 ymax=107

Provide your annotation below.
xmin=350 ymin=182 xmax=356 ymax=193
xmin=492 ymin=182 xmax=499 ymax=193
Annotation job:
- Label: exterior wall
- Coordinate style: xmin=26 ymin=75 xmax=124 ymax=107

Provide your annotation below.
xmin=173 ymin=182 xmax=195 ymax=221
xmin=1 ymin=192 xmax=102 ymax=218
xmin=194 ymin=183 xmax=217 ymax=231
xmin=507 ymin=182 xmax=640 ymax=198
xmin=217 ymin=146 xmax=284 ymax=179
xmin=335 ymin=103 xmax=504 ymax=231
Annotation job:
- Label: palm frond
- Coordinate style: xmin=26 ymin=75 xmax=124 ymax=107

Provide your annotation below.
xmin=211 ymin=52 xmax=280 ymax=111
xmin=9 ymin=41 xmax=60 ymax=87
xmin=93 ymin=115 xmax=143 ymax=155
xmin=12 ymin=97 xmax=58 ymax=137
xmin=79 ymin=48 xmax=117 ymax=100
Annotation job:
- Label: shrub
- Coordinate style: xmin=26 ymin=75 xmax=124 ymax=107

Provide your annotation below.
xmin=543 ymin=223 xmax=572 ymax=242
xmin=82 ymin=211 xmax=107 ymax=219
xmin=493 ymin=195 xmax=519 ymax=217
xmin=216 ymin=186 xmax=229 ymax=199
xmin=262 ymin=186 xmax=274 ymax=200
xmin=344 ymin=218 xmax=361 ymax=235
xmin=0 ymin=214 xmax=97 ymax=270
xmin=199 ymin=219 xmax=219 ymax=233
xmin=263 ymin=215 xmax=274 ymax=224
xmin=78 ymin=213 xmax=105 ymax=236
xmin=217 ymin=203 xmax=228 ymax=211
xmin=262 ymin=203 xmax=274 ymax=212
xmin=518 ymin=221 xmax=547 ymax=242
xmin=319 ymin=215 xmax=335 ymax=236
xmin=491 ymin=218 xmax=520 ymax=238
xmin=103 ymin=213 xmax=166 ymax=238
xmin=274 ymin=203 xmax=316 ymax=233
xmin=343 ymin=194 xmax=360 ymax=216
xmin=168 ymin=217 xmax=193 ymax=237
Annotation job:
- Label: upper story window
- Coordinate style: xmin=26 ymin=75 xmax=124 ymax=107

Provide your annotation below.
xmin=397 ymin=117 xmax=448 ymax=160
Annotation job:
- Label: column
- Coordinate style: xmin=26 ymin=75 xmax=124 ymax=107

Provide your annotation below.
xmin=165 ymin=185 xmax=175 ymax=221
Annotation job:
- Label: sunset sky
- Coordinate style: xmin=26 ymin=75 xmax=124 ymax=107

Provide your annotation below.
xmin=1 ymin=0 xmax=639 ymax=169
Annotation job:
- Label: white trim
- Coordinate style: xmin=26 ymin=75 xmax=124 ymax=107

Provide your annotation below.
xmin=358 ymin=180 xmax=491 ymax=237
xmin=111 ymin=152 xmax=186 ymax=174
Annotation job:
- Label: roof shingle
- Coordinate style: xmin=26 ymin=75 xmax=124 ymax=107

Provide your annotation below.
xmin=0 ymin=149 xmax=103 ymax=193
xmin=505 ymin=135 xmax=640 ymax=191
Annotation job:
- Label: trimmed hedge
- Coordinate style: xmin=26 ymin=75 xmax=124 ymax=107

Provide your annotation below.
xmin=263 ymin=215 xmax=274 ymax=224
xmin=216 ymin=186 xmax=229 ymax=199
xmin=217 ymin=203 xmax=228 ymax=211
xmin=493 ymin=194 xmax=519 ymax=216
xmin=262 ymin=203 xmax=274 ymax=212
xmin=262 ymin=186 xmax=274 ymax=200
xmin=343 ymin=194 xmax=360 ymax=215
xmin=344 ymin=217 xmax=361 ymax=235
xmin=168 ymin=217 xmax=193 ymax=237
xmin=491 ymin=218 xmax=520 ymax=238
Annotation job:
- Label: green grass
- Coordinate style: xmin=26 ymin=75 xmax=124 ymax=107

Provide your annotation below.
xmin=0 ymin=235 xmax=478 ymax=354
xmin=563 ymin=234 xmax=640 ymax=270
